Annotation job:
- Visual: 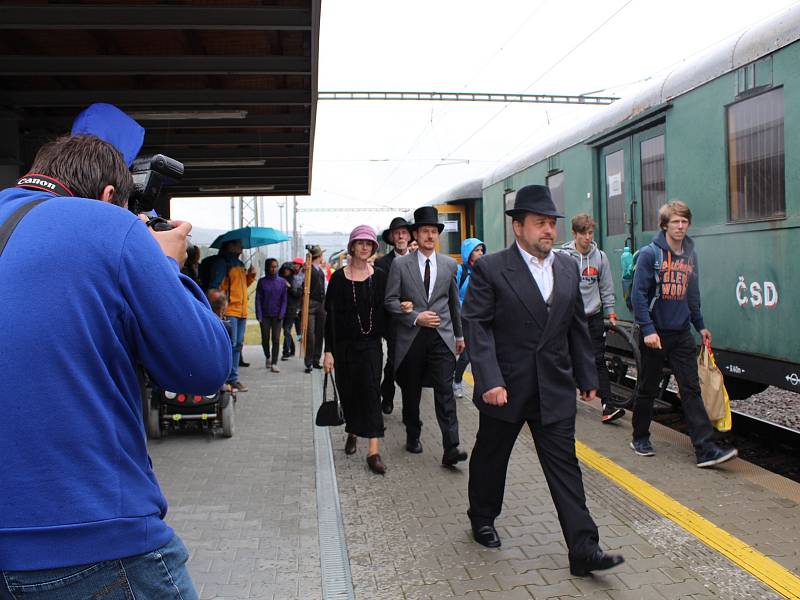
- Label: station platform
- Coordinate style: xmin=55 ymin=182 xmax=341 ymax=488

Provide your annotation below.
xmin=148 ymin=345 xmax=800 ymax=600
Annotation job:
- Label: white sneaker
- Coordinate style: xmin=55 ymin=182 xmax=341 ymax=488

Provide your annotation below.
xmin=270 ymin=364 xmax=281 ymax=373
xmin=453 ymin=382 xmax=463 ymax=398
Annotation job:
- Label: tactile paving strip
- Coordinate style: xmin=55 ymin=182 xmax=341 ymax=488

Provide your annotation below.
xmin=312 ymin=370 xmax=356 ymax=600
xmin=577 ymin=458 xmax=783 ymax=599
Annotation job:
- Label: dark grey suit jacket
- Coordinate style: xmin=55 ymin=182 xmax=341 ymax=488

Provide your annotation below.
xmin=462 ymin=243 xmax=598 ymax=425
xmin=384 ymin=251 xmax=462 ymax=369
xmin=374 ymin=251 xmax=395 ymax=275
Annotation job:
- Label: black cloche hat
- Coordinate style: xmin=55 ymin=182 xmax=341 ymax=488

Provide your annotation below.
xmin=381 ymin=216 xmax=413 ymax=245
xmin=504 ymin=184 xmax=564 ymax=219
xmin=411 ymin=206 xmax=445 ymax=232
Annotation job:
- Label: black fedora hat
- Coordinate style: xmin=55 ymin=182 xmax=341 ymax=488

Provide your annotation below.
xmin=381 ymin=216 xmax=412 ymax=245
xmin=505 ymin=184 xmax=564 ymax=219
xmin=411 ymin=206 xmax=445 ymax=232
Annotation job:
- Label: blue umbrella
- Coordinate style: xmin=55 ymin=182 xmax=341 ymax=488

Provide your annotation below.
xmin=210 ymin=226 xmax=289 ymax=249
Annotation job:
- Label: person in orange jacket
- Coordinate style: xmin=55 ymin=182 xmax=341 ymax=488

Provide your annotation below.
xmin=209 ymin=239 xmax=256 ymax=391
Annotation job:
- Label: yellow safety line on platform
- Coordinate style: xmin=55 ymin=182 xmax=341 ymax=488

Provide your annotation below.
xmin=461 ymin=372 xmax=800 ymax=599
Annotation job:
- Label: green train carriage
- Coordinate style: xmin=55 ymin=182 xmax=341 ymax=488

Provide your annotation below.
xmin=418 ymin=5 xmax=800 ymax=401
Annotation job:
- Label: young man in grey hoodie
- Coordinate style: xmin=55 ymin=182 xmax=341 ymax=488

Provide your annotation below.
xmin=561 ymin=214 xmax=623 ymax=423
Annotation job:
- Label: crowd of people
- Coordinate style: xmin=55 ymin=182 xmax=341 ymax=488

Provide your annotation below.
xmin=294 ymin=184 xmax=738 ymax=575
xmin=0 ymin=100 xmax=739 ymax=593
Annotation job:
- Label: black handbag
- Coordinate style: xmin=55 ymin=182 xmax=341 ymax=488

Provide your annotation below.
xmin=315 ymin=372 xmax=344 ymax=427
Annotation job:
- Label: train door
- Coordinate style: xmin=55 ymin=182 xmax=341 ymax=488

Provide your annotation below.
xmin=434 ymin=203 xmax=467 ymax=262
xmin=599 ymin=125 xmax=666 ymax=318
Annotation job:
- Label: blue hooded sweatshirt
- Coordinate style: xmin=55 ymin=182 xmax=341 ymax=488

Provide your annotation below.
xmin=631 ymin=230 xmax=705 ymax=337
xmin=456 ymin=238 xmax=486 ymax=304
xmin=0 ymin=108 xmax=231 ymax=570
xmin=0 ymin=187 xmax=232 ymax=571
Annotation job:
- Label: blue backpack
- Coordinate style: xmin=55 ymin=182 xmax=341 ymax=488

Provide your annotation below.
xmin=622 ymin=242 xmax=663 ymax=312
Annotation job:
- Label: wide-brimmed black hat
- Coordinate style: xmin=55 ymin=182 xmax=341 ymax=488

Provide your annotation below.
xmin=504 ymin=184 xmax=564 ymax=219
xmin=411 ymin=206 xmax=444 ymax=232
xmin=381 ymin=216 xmax=412 ymax=245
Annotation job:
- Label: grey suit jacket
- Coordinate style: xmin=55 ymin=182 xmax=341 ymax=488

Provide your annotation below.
xmin=462 ymin=244 xmax=597 ymax=426
xmin=384 ymin=251 xmax=463 ymax=369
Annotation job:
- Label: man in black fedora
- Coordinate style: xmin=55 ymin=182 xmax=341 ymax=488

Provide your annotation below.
xmin=462 ymin=184 xmax=624 ymax=575
xmin=385 ymin=206 xmax=468 ymax=467
xmin=375 ymin=217 xmax=413 ymax=415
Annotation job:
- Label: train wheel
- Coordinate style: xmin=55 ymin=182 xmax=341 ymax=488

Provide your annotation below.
xmin=605 ymin=323 xmax=642 ymax=410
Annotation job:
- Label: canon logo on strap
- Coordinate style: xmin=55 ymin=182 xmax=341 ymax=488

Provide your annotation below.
xmin=16 ymin=174 xmax=74 ymax=197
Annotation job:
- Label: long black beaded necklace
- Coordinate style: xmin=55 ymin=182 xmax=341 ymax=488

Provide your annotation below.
xmin=349 ymin=267 xmax=374 ymax=335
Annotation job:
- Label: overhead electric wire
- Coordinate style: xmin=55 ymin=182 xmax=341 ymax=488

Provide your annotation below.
xmin=495 ymin=0 xmax=800 ymax=167
xmin=392 ymin=0 xmax=636 ymax=202
xmin=441 ymin=0 xmax=635 ymax=163
xmin=368 ymin=0 xmax=550 ymax=203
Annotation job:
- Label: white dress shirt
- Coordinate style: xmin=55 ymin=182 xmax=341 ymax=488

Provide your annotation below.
xmin=516 ymin=242 xmax=555 ymax=303
xmin=417 ymin=250 xmax=437 ymax=301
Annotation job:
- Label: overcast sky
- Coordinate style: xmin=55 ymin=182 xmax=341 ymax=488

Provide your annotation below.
xmin=172 ymin=0 xmax=796 ymax=240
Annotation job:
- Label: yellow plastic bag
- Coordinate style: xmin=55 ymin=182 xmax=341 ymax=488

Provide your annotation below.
xmin=697 ymin=342 xmax=732 ymax=432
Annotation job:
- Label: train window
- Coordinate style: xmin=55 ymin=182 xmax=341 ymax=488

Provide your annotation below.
xmin=504 ymin=190 xmax=517 ymax=246
xmin=727 ymin=87 xmax=785 ymax=222
xmin=605 ymin=150 xmax=625 ymax=235
xmin=640 ymin=135 xmax=665 ymax=230
xmin=546 ymin=172 xmax=566 ymax=242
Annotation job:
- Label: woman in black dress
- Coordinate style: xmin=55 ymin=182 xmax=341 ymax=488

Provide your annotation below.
xmin=323 ymin=225 xmax=387 ymax=474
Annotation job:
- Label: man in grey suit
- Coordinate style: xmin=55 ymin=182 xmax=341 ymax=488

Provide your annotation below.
xmin=385 ymin=206 xmax=469 ymax=466
xmin=462 ymin=185 xmax=623 ymax=576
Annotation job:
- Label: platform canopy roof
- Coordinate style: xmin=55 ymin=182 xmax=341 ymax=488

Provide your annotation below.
xmin=0 ymin=0 xmax=321 ymax=198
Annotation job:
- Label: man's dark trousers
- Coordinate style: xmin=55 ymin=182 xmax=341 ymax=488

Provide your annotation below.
xmin=304 ymin=300 xmax=325 ymax=368
xmin=633 ymin=329 xmax=714 ymax=455
xmin=396 ymin=327 xmax=459 ymax=450
xmin=282 ymin=316 xmax=296 ymax=357
xmin=468 ymin=411 xmax=599 ymax=562
xmin=586 ymin=313 xmax=612 ymax=402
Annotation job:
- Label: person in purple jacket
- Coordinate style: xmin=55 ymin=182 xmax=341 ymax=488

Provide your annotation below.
xmin=256 ymin=257 xmax=288 ymax=373
xmin=0 ymin=105 xmax=230 ymax=598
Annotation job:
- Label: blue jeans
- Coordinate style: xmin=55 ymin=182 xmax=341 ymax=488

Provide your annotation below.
xmin=0 ymin=535 xmax=197 ymax=600
xmin=228 ymin=316 xmax=247 ymax=382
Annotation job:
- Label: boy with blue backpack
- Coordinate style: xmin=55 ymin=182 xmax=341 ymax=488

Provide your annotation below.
xmin=453 ymin=238 xmax=485 ymax=398
xmin=630 ymin=200 xmax=737 ymax=467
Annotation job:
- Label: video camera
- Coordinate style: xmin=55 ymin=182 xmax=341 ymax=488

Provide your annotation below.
xmin=129 ymin=154 xmax=184 ymax=231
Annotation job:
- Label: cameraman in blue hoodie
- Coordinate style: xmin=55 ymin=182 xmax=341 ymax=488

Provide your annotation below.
xmin=0 ymin=106 xmax=230 ymax=598
xmin=453 ymin=237 xmax=485 ymax=398
xmin=630 ymin=200 xmax=736 ymax=468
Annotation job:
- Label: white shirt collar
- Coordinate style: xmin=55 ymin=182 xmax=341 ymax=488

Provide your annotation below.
xmin=516 ymin=242 xmax=554 ymax=268
xmin=417 ymin=250 xmax=436 ymax=266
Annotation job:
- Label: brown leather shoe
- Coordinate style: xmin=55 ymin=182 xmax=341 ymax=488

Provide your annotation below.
xmin=344 ymin=433 xmax=357 ymax=455
xmin=366 ymin=453 xmax=386 ymax=475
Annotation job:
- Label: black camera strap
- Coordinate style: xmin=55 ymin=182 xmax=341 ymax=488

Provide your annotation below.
xmin=15 ymin=174 xmax=74 ymax=198
xmin=0 ymin=198 xmax=47 ymax=258
xmin=0 ymin=175 xmax=74 ymax=259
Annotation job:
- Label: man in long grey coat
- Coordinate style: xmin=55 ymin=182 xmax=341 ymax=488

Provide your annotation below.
xmin=385 ymin=206 xmax=468 ymax=467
